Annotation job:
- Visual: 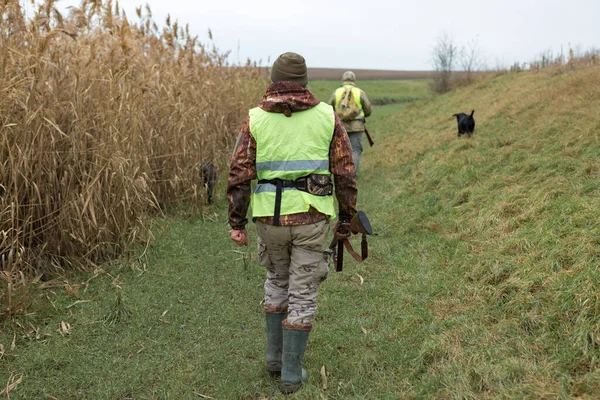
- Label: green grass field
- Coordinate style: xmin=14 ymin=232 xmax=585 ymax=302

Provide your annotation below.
xmin=310 ymin=79 xmax=431 ymax=104
xmin=2 ymin=69 xmax=600 ymax=399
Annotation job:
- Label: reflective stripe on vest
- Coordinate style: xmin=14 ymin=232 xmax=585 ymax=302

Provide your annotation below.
xmin=335 ymin=84 xmax=364 ymax=119
xmin=249 ymin=102 xmax=336 ymax=219
xmin=256 ymin=159 xmax=330 ymax=172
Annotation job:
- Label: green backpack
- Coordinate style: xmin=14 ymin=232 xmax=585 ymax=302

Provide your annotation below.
xmin=336 ymin=87 xmax=360 ymax=121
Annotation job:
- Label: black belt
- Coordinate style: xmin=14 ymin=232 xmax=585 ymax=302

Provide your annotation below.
xmin=258 ymin=177 xmax=309 ymax=190
xmin=258 ymin=178 xmax=310 ymax=226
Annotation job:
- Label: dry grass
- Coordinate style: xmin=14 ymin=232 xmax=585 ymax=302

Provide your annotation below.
xmin=0 ymin=0 xmax=264 ymax=312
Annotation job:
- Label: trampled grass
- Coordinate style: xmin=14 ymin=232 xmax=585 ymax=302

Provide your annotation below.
xmin=2 ymin=64 xmax=600 ymax=399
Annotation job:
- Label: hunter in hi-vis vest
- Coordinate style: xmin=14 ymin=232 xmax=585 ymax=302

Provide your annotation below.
xmin=328 ymin=71 xmax=372 ymax=176
xmin=227 ymin=52 xmax=357 ymax=394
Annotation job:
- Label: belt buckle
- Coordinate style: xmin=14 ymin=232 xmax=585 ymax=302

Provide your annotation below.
xmin=296 ymin=177 xmax=308 ymax=191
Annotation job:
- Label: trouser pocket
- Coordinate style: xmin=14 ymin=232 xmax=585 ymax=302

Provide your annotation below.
xmin=257 ymin=236 xmax=271 ymax=267
xmin=317 ymin=249 xmax=332 ymax=282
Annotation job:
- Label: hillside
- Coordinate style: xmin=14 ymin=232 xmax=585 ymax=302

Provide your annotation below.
xmin=360 ymin=64 xmax=600 ymax=397
xmin=1 ymin=65 xmax=600 ymax=399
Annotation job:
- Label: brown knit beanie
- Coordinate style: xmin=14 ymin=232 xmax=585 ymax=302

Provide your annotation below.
xmin=270 ymin=52 xmax=308 ymax=87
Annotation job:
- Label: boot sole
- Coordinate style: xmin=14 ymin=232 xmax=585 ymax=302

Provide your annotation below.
xmin=267 ymin=361 xmax=282 ymax=373
xmin=280 ymin=382 xmax=302 ymax=394
xmin=267 ymin=361 xmax=281 ymax=377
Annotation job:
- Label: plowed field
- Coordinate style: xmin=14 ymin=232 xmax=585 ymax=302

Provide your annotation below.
xmin=308 ymin=68 xmax=432 ymax=80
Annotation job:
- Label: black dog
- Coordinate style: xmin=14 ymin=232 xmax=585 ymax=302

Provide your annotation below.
xmin=452 ymin=110 xmax=475 ymax=137
xmin=200 ymin=162 xmax=217 ymax=204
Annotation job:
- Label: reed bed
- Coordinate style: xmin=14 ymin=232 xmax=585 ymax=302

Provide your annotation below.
xmin=0 ymin=0 xmax=264 ymax=310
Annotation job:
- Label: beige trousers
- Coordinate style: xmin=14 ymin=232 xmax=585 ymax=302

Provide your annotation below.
xmin=256 ymin=220 xmax=331 ymax=325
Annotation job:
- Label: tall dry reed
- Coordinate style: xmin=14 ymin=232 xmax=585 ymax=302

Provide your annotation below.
xmin=0 ymin=0 xmax=264 ymax=312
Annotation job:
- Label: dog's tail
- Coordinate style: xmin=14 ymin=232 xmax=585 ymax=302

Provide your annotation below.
xmin=469 ymin=110 xmax=475 ymax=117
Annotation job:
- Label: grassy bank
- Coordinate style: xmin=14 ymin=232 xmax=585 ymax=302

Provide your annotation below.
xmin=2 ymin=65 xmax=600 ymax=399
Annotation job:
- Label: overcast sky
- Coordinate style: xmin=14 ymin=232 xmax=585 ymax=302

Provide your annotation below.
xmin=54 ymin=0 xmax=600 ymax=71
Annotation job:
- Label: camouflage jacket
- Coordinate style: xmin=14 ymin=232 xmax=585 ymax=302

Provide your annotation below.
xmin=227 ymin=81 xmax=357 ymax=229
xmin=328 ymin=83 xmax=373 ymax=133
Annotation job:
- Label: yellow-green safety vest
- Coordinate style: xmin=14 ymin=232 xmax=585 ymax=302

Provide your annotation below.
xmin=335 ymin=84 xmax=365 ymax=119
xmin=249 ymin=102 xmax=336 ymax=219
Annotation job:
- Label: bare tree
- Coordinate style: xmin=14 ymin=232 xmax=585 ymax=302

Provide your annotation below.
xmin=459 ymin=39 xmax=483 ymax=83
xmin=431 ymin=33 xmax=457 ymax=93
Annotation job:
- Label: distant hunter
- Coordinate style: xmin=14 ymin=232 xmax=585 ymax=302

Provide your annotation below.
xmin=328 ymin=71 xmax=373 ymax=176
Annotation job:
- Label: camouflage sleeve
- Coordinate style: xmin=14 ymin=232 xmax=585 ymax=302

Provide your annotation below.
xmin=361 ymin=90 xmax=372 ymax=118
xmin=329 ymin=114 xmax=357 ymax=221
xmin=227 ymin=117 xmax=256 ymax=229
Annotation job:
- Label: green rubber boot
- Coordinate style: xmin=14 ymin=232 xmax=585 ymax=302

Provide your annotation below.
xmin=280 ymin=328 xmax=310 ymax=394
xmin=266 ymin=313 xmax=286 ymax=374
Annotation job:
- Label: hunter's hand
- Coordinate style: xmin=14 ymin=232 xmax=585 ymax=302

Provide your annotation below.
xmin=333 ymin=221 xmax=341 ymax=234
xmin=334 ymin=220 xmax=350 ymax=238
xmin=231 ymin=228 xmax=249 ymax=247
